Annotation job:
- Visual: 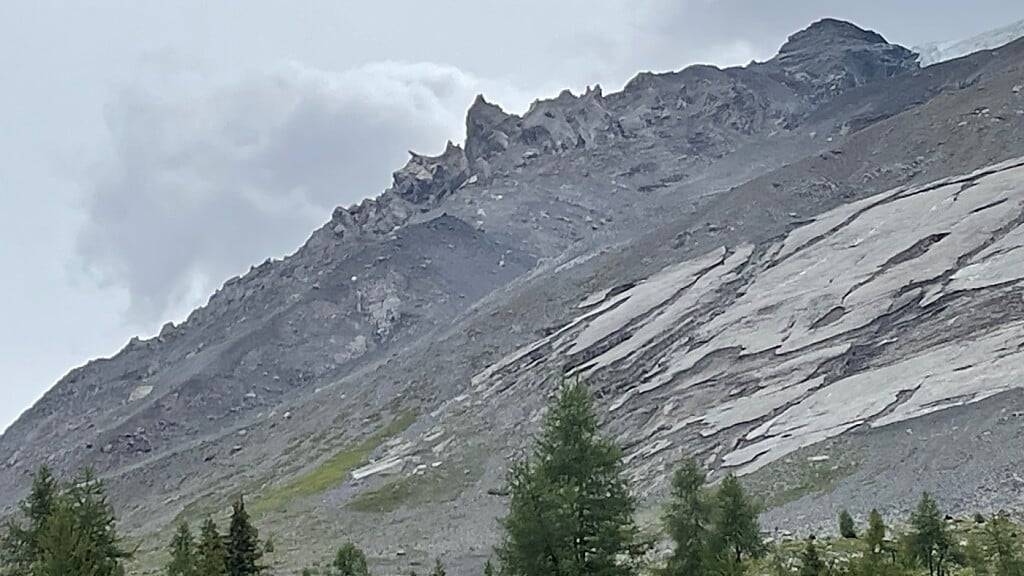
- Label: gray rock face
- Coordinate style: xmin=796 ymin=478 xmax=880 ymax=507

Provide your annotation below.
xmin=390 ymin=142 xmax=470 ymax=205
xmin=4 ymin=18 xmax=1024 ymax=574
xmin=464 ymin=95 xmax=514 ymax=163
xmin=763 ymin=18 xmax=920 ymax=104
xmin=520 ymin=86 xmax=623 ymax=151
xmin=472 ymin=157 xmax=1024 ymax=489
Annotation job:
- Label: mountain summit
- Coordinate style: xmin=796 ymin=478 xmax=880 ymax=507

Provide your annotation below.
xmin=4 ymin=19 xmax=1024 ymax=574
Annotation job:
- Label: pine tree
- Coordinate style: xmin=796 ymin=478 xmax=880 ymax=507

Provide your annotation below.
xmin=858 ymin=508 xmax=891 ymax=575
xmin=966 ymin=535 xmax=992 ymax=576
xmin=711 ymin=473 xmax=765 ymax=570
xmin=909 ymin=493 xmax=955 ymax=576
xmin=498 ymin=380 xmax=641 ymax=576
xmin=2 ymin=466 xmax=59 ymax=573
xmin=168 ymin=521 xmax=197 ymax=576
xmin=483 ymin=559 xmax=495 ymax=576
xmin=34 ymin=500 xmax=107 ymax=576
xmin=865 ymin=510 xmax=887 ymax=555
xmin=28 ymin=469 xmax=131 ymax=576
xmin=985 ymin=515 xmax=1024 ymax=576
xmin=663 ymin=458 xmax=712 ymax=576
xmin=331 ymin=542 xmax=369 ymax=576
xmin=225 ymin=496 xmax=263 ymax=576
xmin=196 ymin=518 xmax=228 ymax=576
xmin=799 ymin=537 xmax=826 ymax=576
xmin=430 ymin=559 xmax=447 ymax=576
xmin=839 ymin=509 xmax=857 ymax=539
xmin=768 ymin=542 xmax=789 ymax=576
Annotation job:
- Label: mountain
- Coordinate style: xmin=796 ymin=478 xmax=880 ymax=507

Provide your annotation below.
xmin=4 ymin=18 xmax=1024 ymax=574
xmin=915 ymin=18 xmax=1024 ymax=66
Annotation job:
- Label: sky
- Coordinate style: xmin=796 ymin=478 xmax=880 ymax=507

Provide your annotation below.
xmin=2 ymin=0 xmax=1023 ymax=433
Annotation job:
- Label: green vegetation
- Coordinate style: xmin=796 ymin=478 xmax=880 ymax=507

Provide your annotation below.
xmin=195 ymin=518 xmax=228 ymax=576
xmin=799 ymin=537 xmax=826 ymax=576
xmin=749 ymin=452 xmax=860 ymax=509
xmin=839 ymin=509 xmax=857 ymax=539
xmin=346 ymin=470 xmax=443 ymax=513
xmin=225 ymin=497 xmax=264 ymax=576
xmin=911 ymin=492 xmax=963 ymax=576
xmin=498 ymin=379 xmax=644 ymax=576
xmin=663 ymin=458 xmax=713 ymax=576
xmin=0 ymin=467 xmax=131 ymax=576
xmin=6 ymin=384 xmax=1024 ymax=576
xmin=330 ymin=542 xmax=370 ymax=576
xmin=713 ymin=473 xmax=767 ymax=569
xmin=166 ymin=522 xmax=195 ymax=576
xmin=251 ymin=411 xmax=416 ymax=514
xmin=662 ymin=460 xmax=765 ymax=576
xmin=347 ymin=447 xmax=485 ymax=513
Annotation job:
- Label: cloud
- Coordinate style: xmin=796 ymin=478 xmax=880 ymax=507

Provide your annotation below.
xmin=71 ymin=0 xmax=954 ymax=330
xmin=76 ymin=57 xmax=528 ymax=325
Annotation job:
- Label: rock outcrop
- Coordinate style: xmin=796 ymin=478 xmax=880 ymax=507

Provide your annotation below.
xmin=465 ymin=95 xmax=515 ymax=163
xmin=761 ymin=18 xmax=920 ymax=103
xmin=4 ymin=18 xmax=1024 ymax=575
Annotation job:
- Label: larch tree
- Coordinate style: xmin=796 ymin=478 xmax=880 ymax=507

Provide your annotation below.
xmin=167 ymin=521 xmax=197 ymax=576
xmin=711 ymin=473 xmax=765 ymax=572
xmin=663 ymin=457 xmax=712 ymax=576
xmin=799 ymin=537 xmax=826 ymax=576
xmin=909 ymin=493 xmax=956 ymax=576
xmin=332 ymin=542 xmax=370 ymax=576
xmin=1 ymin=465 xmax=59 ymax=573
xmin=498 ymin=380 xmax=641 ymax=576
xmin=986 ymin=515 xmax=1024 ymax=576
xmin=225 ymin=497 xmax=263 ymax=576
xmin=196 ymin=518 xmax=228 ymax=576
xmin=839 ymin=509 xmax=857 ymax=539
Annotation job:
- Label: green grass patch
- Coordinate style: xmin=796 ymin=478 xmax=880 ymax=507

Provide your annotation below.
xmin=347 ymin=448 xmax=485 ymax=513
xmin=744 ymin=447 xmax=860 ymax=510
xmin=760 ymin=460 xmax=857 ymax=509
xmin=251 ymin=411 xmax=416 ymax=515
xmin=346 ymin=473 xmax=433 ymax=513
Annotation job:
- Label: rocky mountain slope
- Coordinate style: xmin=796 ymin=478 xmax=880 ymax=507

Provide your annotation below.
xmin=915 ymin=18 xmax=1024 ymax=66
xmin=4 ymin=18 xmax=1024 ymax=574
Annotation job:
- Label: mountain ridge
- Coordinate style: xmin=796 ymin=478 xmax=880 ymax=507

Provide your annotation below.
xmin=5 ymin=19 xmax=1024 ymax=574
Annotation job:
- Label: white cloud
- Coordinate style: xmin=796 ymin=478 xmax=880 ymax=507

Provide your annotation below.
xmin=76 ymin=57 xmax=530 ymax=326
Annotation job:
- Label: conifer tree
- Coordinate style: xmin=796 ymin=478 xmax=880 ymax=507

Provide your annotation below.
xmin=226 ymin=497 xmax=263 ymax=576
xmin=768 ymin=542 xmax=789 ymax=576
xmin=967 ymin=536 xmax=992 ymax=576
xmin=865 ymin=510 xmax=887 ymax=555
xmin=839 ymin=509 xmax=857 ymax=539
xmin=196 ymin=518 xmax=228 ymax=576
xmin=34 ymin=500 xmax=108 ymax=576
xmin=332 ymin=542 xmax=369 ymax=576
xmin=67 ymin=468 xmax=131 ymax=574
xmin=498 ymin=380 xmax=641 ymax=576
xmin=799 ymin=537 xmax=826 ymax=576
xmin=909 ymin=493 xmax=956 ymax=576
xmin=711 ymin=473 xmax=765 ymax=570
xmin=483 ymin=559 xmax=495 ymax=576
xmin=858 ymin=508 xmax=891 ymax=574
xmin=430 ymin=559 xmax=447 ymax=576
xmin=27 ymin=468 xmax=130 ymax=576
xmin=663 ymin=458 xmax=712 ymax=576
xmin=985 ymin=515 xmax=1024 ymax=576
xmin=168 ymin=521 xmax=197 ymax=576
xmin=1 ymin=465 xmax=59 ymax=573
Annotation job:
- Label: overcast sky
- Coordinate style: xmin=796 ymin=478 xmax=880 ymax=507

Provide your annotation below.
xmin=2 ymin=0 xmax=1023 ymax=433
